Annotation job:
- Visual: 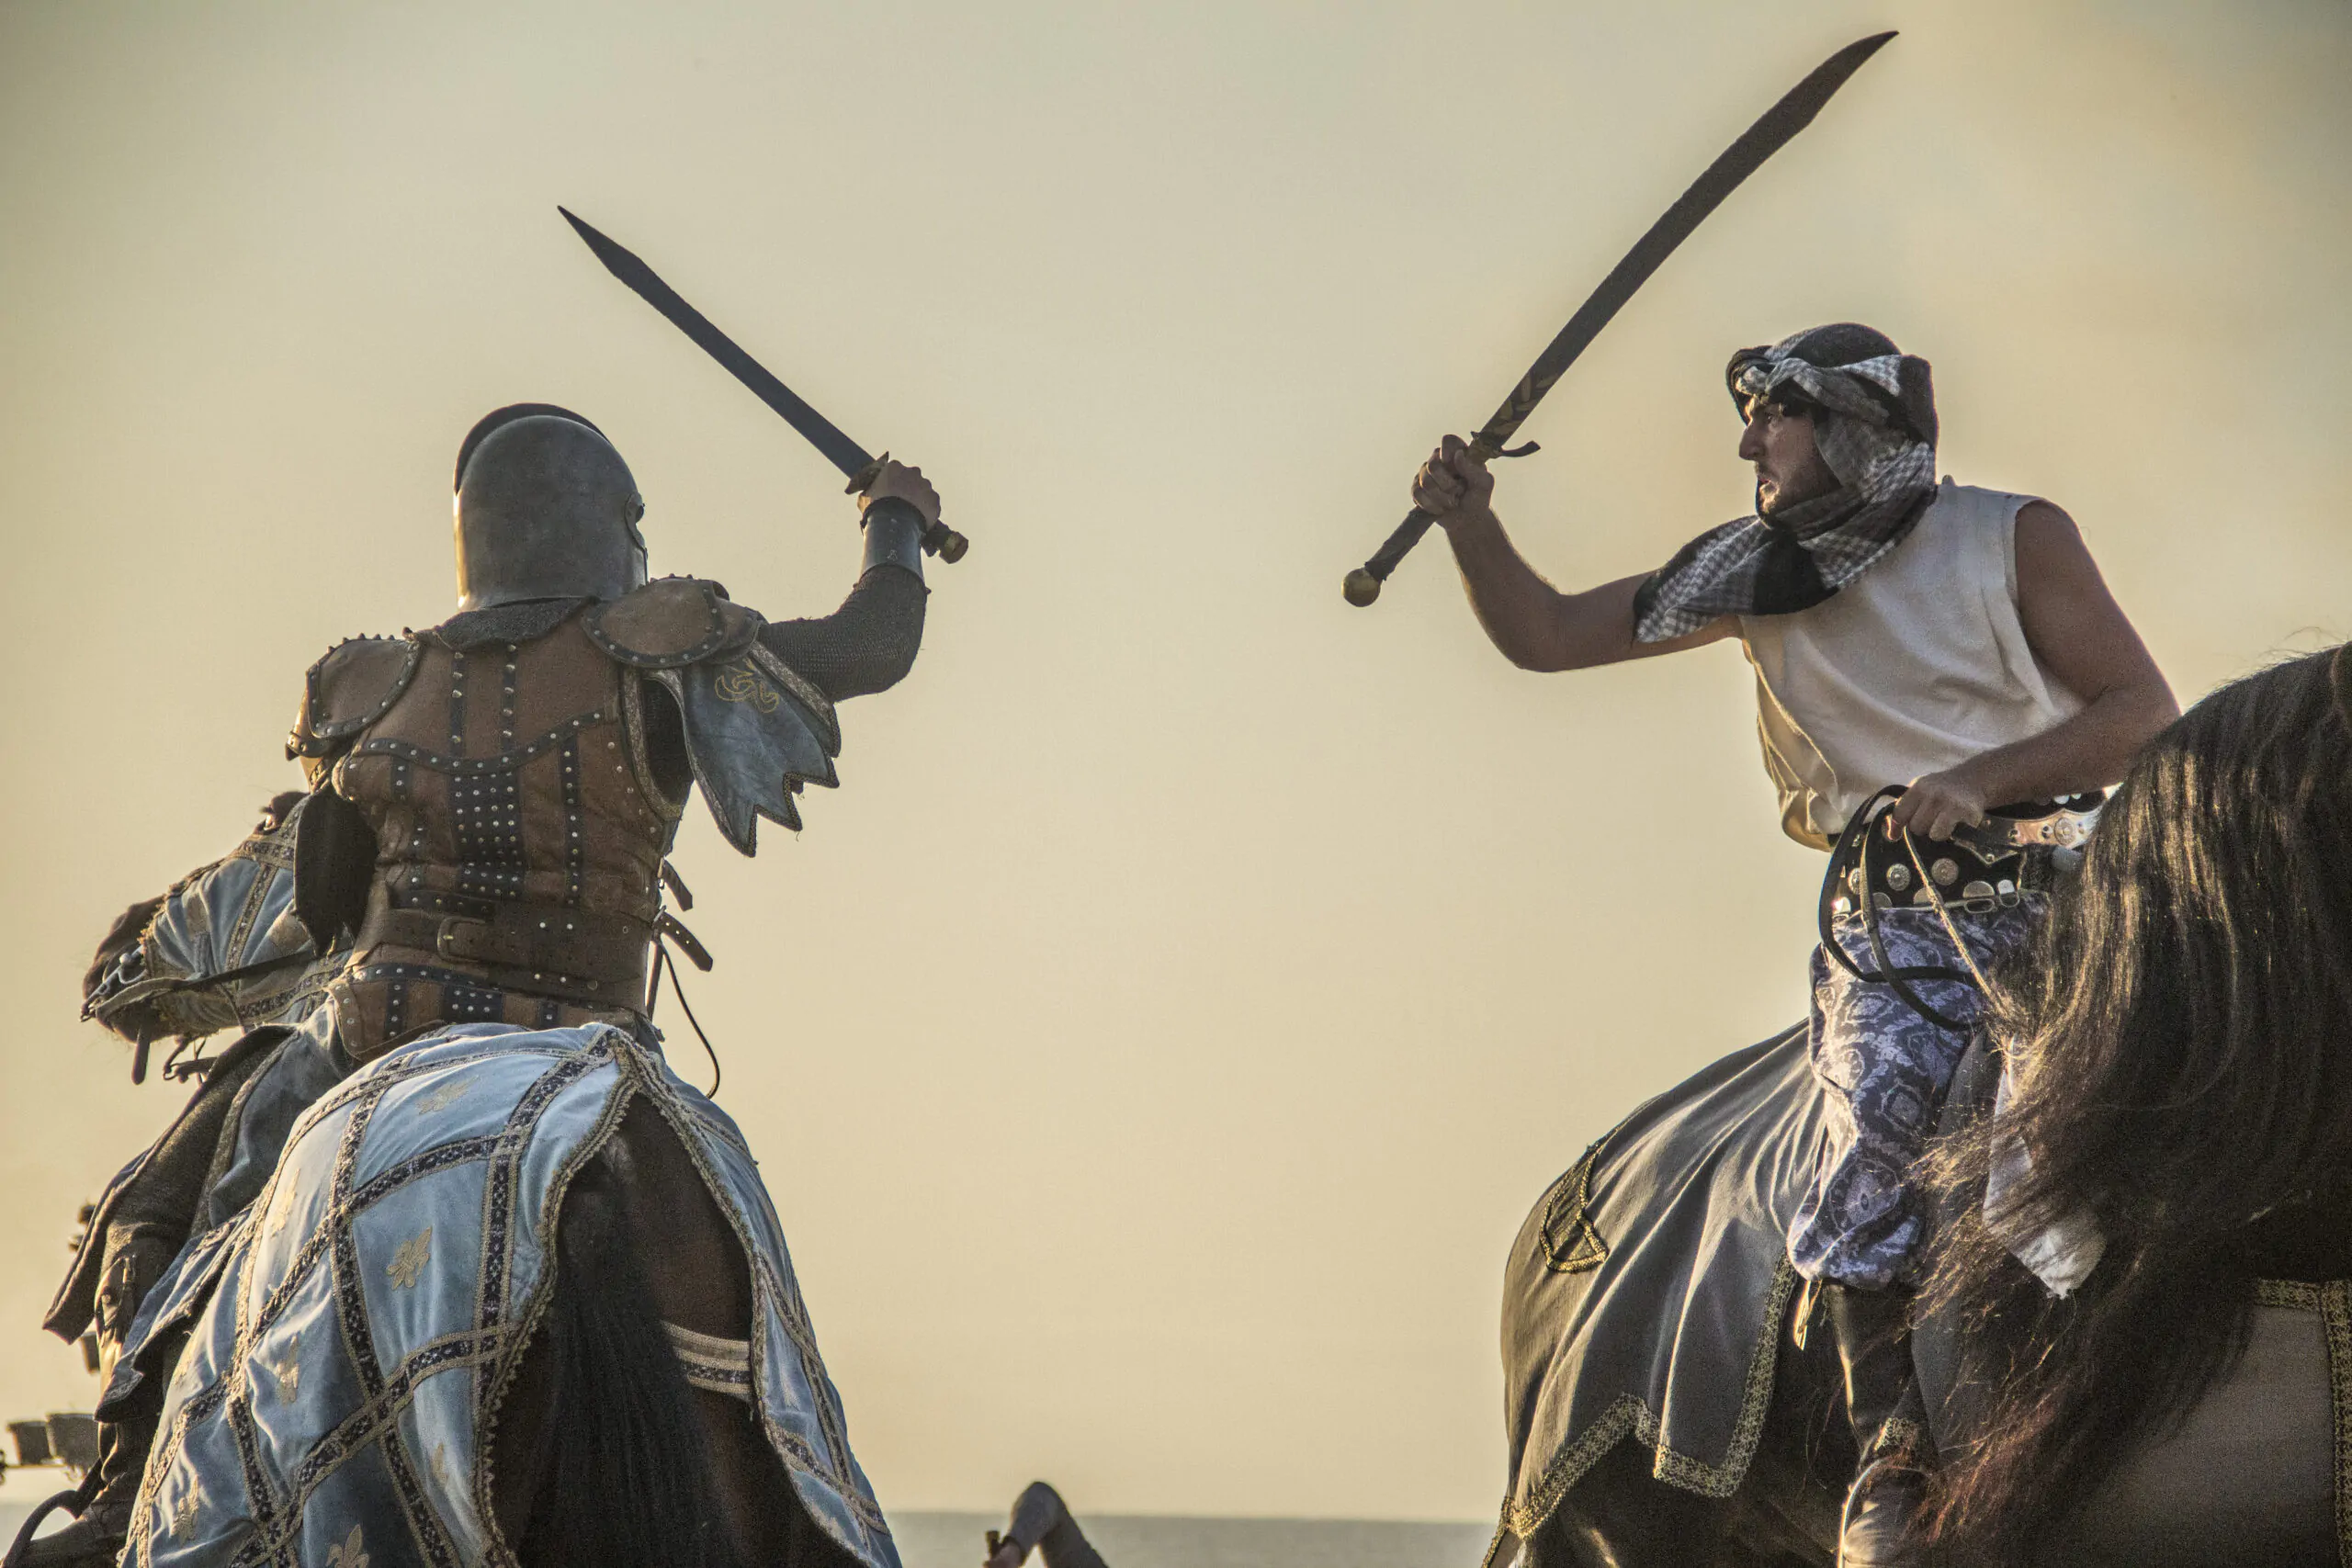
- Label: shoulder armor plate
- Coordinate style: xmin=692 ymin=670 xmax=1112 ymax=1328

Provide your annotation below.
xmin=582 ymin=578 xmax=761 ymax=670
xmin=288 ymin=637 xmax=422 ymax=761
xmin=652 ymin=642 xmax=841 ymax=856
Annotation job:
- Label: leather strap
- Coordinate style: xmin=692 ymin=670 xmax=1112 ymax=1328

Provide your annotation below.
xmin=357 ymin=902 xmax=652 ymax=987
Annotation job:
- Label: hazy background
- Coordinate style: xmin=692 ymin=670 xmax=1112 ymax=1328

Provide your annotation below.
xmin=2 ymin=0 xmax=2345 ymax=1527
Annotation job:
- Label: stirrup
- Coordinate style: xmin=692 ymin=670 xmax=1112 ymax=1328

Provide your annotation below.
xmin=1837 ymin=1435 xmax=1928 ymax=1568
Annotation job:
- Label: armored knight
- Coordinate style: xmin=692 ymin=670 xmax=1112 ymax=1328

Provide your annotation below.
xmin=29 ymin=404 xmax=942 ymax=1567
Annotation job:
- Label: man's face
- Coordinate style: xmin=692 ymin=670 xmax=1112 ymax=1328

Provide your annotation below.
xmin=1736 ymin=400 xmax=1839 ymax=515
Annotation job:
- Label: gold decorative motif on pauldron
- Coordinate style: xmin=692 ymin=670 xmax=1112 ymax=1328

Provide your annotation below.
xmin=712 ymin=658 xmax=782 ymax=715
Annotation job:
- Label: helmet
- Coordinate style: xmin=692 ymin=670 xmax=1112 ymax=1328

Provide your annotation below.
xmin=452 ymin=404 xmax=649 ymax=611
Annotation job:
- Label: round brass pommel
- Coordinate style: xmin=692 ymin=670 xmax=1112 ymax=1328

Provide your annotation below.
xmin=1342 ymin=568 xmax=1382 ymax=607
xmin=926 ymin=525 xmax=970 ymax=564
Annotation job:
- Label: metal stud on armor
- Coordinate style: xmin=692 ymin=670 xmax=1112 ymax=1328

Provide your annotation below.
xmin=30 ymin=392 xmax=937 ymax=1568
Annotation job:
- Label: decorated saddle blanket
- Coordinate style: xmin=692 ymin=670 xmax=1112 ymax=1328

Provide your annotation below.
xmin=108 ymin=1022 xmax=900 ymax=1568
xmin=1494 ymin=1024 xmax=1822 ymax=1544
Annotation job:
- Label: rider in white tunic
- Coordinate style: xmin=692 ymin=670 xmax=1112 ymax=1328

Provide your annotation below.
xmin=1410 ymin=322 xmax=2176 ymax=1565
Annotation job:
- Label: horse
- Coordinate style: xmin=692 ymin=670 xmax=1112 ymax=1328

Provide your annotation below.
xmin=1487 ymin=649 xmax=2352 ymax=1567
xmin=1486 ymin=1030 xmax=2340 ymax=1567
xmin=25 ymin=806 xmax=900 ymax=1568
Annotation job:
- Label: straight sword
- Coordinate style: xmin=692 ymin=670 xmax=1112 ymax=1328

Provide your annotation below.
xmin=1342 ymin=30 xmax=1894 ymax=606
xmin=560 ymin=207 xmax=967 ymax=562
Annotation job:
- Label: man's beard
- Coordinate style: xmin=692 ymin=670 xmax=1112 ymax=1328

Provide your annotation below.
xmin=1757 ymin=468 xmax=1837 ymax=517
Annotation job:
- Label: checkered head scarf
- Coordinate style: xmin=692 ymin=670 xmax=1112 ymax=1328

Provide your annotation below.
xmin=1631 ymin=323 xmax=1939 ymax=642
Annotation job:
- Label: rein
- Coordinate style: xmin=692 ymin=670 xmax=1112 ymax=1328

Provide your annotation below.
xmin=1817 ymin=786 xmax=1979 ymax=1030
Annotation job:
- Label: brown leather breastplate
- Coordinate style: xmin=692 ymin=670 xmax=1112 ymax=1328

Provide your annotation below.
xmin=323 ymin=614 xmax=682 ymax=1058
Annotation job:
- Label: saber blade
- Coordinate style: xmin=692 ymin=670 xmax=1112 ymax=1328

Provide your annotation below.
xmin=1344 ymin=30 xmax=1896 ymax=606
xmin=560 ymin=207 xmax=875 ymax=479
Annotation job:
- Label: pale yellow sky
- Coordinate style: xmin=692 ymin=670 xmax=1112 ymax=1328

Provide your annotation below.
xmin=2 ymin=0 xmax=2346 ymax=1525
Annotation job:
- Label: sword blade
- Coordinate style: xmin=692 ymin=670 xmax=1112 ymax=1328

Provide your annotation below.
xmin=559 ymin=207 xmax=875 ymax=480
xmin=1345 ymin=30 xmax=1895 ymax=605
xmin=1473 ymin=29 xmax=1894 ymax=447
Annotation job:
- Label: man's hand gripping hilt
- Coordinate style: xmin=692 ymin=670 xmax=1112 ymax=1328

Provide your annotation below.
xmin=1342 ymin=434 xmax=1538 ymax=607
xmin=847 ymin=455 xmax=967 ymax=564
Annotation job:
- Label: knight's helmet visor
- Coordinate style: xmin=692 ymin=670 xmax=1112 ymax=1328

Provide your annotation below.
xmin=453 ymin=405 xmax=649 ymax=611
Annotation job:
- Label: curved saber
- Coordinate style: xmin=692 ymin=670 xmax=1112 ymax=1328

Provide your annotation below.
xmin=560 ymin=207 xmax=967 ymax=563
xmin=1342 ymin=30 xmax=1895 ymax=606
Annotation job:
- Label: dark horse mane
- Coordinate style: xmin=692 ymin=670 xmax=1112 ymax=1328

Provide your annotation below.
xmin=1921 ymin=644 xmax=2352 ymax=1562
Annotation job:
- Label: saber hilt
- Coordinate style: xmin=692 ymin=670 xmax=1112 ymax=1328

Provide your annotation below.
xmin=1343 ymin=436 xmax=1538 ymax=607
xmin=845 ymin=455 xmax=967 ymax=562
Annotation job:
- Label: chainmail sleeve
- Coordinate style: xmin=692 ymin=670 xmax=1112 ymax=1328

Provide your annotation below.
xmin=754 ymin=562 xmax=928 ymax=702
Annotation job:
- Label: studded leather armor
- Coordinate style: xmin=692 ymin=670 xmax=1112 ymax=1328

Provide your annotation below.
xmin=288 ymin=564 xmax=906 ymax=1062
xmin=293 ymin=610 xmax=671 ymax=1058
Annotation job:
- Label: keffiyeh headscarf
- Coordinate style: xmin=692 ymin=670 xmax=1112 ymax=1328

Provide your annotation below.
xmin=1631 ymin=323 xmax=1939 ymax=643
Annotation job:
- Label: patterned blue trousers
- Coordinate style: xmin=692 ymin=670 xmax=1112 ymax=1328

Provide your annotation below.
xmin=1788 ymin=899 xmax=2041 ymax=1289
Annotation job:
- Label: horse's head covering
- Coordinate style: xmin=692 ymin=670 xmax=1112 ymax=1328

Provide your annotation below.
xmin=453 ymin=404 xmax=649 ymax=612
xmin=1632 ymin=323 xmax=1940 ymax=642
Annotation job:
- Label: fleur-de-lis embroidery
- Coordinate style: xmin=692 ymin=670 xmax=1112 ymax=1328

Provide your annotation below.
xmin=325 ymin=1522 xmax=369 ymax=1568
xmin=429 ymin=1441 xmax=455 ymax=1493
xmin=416 ymin=1080 xmax=468 ymax=1114
xmin=262 ymin=1198 xmax=292 ymax=1240
xmin=386 ymin=1227 xmax=433 ymax=1290
xmin=712 ymin=659 xmax=782 ymax=714
xmin=266 ymin=1350 xmax=301 ymax=1401
xmin=168 ymin=1491 xmax=198 ymax=1540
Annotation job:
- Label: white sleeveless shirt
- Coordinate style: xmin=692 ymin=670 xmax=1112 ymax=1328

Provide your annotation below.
xmin=1738 ymin=479 xmax=2082 ymax=849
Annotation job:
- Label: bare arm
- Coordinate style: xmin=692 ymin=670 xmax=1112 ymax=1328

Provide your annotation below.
xmin=1890 ymin=500 xmax=2177 ymax=838
xmin=1415 ymin=435 xmax=1733 ymax=671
